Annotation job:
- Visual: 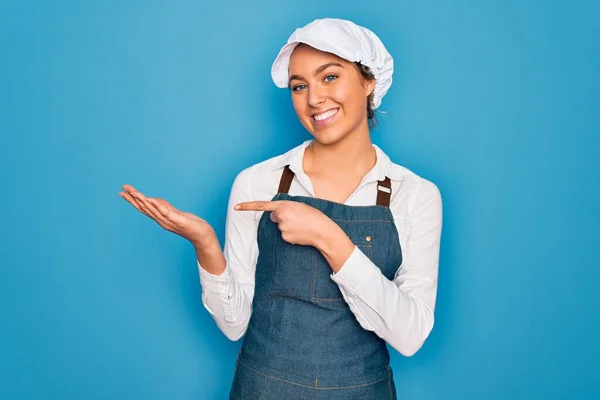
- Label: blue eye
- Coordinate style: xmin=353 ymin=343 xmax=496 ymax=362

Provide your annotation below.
xmin=324 ymin=74 xmax=338 ymax=82
xmin=292 ymin=84 xmax=307 ymax=92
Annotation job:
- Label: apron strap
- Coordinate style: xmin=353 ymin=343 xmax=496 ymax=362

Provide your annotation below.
xmin=278 ymin=164 xmax=392 ymax=208
xmin=277 ymin=165 xmax=294 ymax=194
xmin=376 ymin=177 xmax=392 ymax=207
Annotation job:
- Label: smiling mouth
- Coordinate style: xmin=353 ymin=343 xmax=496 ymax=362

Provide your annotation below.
xmin=312 ymin=108 xmax=339 ymax=123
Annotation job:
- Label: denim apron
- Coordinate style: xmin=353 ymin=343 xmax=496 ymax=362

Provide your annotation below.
xmin=230 ymin=165 xmax=402 ymax=399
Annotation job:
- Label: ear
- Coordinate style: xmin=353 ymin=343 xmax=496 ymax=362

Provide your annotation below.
xmin=364 ymin=79 xmax=375 ymax=97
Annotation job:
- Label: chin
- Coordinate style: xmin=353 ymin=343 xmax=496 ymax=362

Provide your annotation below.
xmin=310 ymin=131 xmax=344 ymax=145
xmin=311 ymin=125 xmax=355 ymax=145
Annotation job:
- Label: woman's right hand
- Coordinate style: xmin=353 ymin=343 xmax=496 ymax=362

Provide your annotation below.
xmin=119 ymin=184 xmax=216 ymax=249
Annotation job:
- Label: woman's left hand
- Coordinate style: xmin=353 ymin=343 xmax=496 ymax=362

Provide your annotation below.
xmin=234 ymin=200 xmax=332 ymax=247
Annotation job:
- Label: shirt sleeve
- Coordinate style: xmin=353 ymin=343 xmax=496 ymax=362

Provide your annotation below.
xmin=197 ymin=167 xmax=259 ymax=341
xmin=330 ymin=179 xmax=443 ymax=356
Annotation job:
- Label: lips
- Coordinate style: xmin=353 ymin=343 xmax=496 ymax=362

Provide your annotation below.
xmin=311 ymin=108 xmax=340 ymax=127
xmin=313 ymin=108 xmax=339 ymax=121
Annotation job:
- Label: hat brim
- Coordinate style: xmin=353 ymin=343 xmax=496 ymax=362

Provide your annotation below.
xmin=271 ymin=38 xmax=360 ymax=88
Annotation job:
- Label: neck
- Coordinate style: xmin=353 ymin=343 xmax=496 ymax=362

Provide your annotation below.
xmin=304 ymin=124 xmax=376 ymax=177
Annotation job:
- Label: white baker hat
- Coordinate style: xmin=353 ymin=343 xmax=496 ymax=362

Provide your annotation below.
xmin=271 ymin=18 xmax=394 ymax=109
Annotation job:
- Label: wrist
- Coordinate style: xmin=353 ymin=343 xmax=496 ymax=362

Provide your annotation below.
xmin=315 ymin=218 xmax=356 ymax=273
xmin=193 ymin=233 xmax=226 ymax=276
xmin=314 ymin=218 xmax=345 ymax=252
xmin=190 ymin=229 xmax=219 ymax=252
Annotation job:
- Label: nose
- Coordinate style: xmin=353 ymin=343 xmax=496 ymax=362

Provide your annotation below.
xmin=307 ymin=86 xmax=325 ymax=108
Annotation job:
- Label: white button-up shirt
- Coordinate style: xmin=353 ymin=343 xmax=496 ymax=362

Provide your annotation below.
xmin=198 ymin=139 xmax=443 ymax=356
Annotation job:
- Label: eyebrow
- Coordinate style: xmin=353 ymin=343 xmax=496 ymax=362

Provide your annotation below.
xmin=288 ymin=62 xmax=344 ymax=84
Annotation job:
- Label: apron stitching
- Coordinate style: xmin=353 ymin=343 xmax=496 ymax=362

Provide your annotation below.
xmin=236 ymin=359 xmax=318 ymax=389
xmin=313 ymin=375 xmax=390 ymax=390
xmin=238 ymin=358 xmax=391 ymax=390
xmin=330 ymin=219 xmax=393 ymax=223
xmin=312 ymin=298 xmax=345 ymax=302
xmin=387 ymin=211 xmax=404 ymax=267
xmin=311 ymin=248 xmax=316 ymax=301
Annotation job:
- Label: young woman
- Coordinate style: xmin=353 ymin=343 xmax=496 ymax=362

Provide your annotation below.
xmin=120 ymin=18 xmax=442 ymax=399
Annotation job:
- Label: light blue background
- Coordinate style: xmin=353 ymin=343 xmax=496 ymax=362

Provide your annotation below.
xmin=1 ymin=1 xmax=598 ymax=399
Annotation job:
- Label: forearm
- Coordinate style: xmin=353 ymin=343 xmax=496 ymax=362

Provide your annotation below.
xmin=199 ymin=274 xmax=252 ymax=341
xmin=330 ymin=250 xmax=435 ymax=356
xmin=314 ymin=212 xmax=438 ymax=356
xmin=196 ymin=236 xmax=252 ymax=341
xmin=193 ymin=232 xmax=226 ymax=276
xmin=195 ymin=166 xmax=259 ymax=341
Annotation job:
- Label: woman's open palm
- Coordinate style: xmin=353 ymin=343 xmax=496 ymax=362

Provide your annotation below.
xmin=119 ymin=184 xmax=214 ymax=247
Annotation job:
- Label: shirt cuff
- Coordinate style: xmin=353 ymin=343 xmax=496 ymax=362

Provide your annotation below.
xmin=330 ymin=246 xmax=381 ymax=295
xmin=197 ymin=259 xmax=231 ymax=294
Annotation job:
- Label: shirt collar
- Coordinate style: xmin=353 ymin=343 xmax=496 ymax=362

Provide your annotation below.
xmin=271 ymin=139 xmax=405 ymax=182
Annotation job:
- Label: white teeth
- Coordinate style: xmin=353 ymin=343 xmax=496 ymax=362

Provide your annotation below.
xmin=314 ymin=108 xmax=338 ymax=121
